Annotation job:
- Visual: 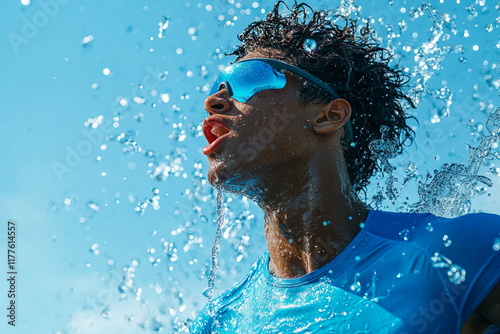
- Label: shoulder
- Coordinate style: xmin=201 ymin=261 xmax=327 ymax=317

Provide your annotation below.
xmin=366 ymin=210 xmax=500 ymax=325
xmin=366 ymin=210 xmax=500 ymax=245
xmin=414 ymin=212 xmax=500 ymax=254
xmin=364 ymin=210 xmax=500 ymax=272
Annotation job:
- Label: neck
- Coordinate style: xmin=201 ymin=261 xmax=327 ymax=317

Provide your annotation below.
xmin=256 ymin=150 xmax=369 ymax=278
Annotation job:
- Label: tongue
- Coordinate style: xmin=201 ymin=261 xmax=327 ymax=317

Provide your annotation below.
xmin=211 ymin=124 xmax=228 ymax=137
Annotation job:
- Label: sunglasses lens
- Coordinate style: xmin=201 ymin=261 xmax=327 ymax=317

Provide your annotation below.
xmin=210 ymin=60 xmax=286 ymax=102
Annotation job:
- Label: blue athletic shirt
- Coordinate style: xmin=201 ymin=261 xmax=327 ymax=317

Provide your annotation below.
xmin=192 ymin=210 xmax=500 ymax=333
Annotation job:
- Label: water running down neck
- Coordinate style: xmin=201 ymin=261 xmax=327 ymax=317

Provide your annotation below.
xmin=204 ymin=187 xmax=226 ymax=316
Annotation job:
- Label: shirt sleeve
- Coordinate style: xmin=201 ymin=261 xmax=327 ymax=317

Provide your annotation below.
xmin=444 ymin=213 xmax=500 ymax=326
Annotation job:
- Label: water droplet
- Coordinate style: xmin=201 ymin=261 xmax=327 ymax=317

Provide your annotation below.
xmin=447 ymin=264 xmax=466 ymax=285
xmin=205 ymin=188 xmax=226 ymax=314
xmin=82 ymin=35 xmax=94 ymax=47
xmin=431 ymin=252 xmax=452 ymax=268
xmin=160 ymin=93 xmax=170 ymax=103
xmin=493 ymin=238 xmax=500 ymax=251
xmin=426 ymin=223 xmax=434 ymax=232
xmin=442 ymin=235 xmax=452 ymax=247
xmin=87 ymin=201 xmax=100 ymax=212
xmin=350 ymin=273 xmax=362 ymax=292
xmin=399 ymin=229 xmax=410 ymax=241
xmin=49 ymin=201 xmax=59 ymax=212
xmin=90 ymin=243 xmax=99 ymax=255
xmin=350 ymin=281 xmax=361 ymax=293
xmin=303 ymin=38 xmax=317 ymax=52
xmin=102 ymin=308 xmax=111 ymax=319
xmin=158 ymin=16 xmax=169 ymax=38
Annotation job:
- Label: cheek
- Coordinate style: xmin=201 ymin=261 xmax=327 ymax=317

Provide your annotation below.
xmin=234 ymin=96 xmax=309 ymax=158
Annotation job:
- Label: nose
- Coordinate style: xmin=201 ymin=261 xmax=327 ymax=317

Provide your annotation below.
xmin=205 ymin=90 xmax=231 ymax=115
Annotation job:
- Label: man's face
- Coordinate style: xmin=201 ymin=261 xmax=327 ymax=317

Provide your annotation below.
xmin=202 ymin=54 xmax=318 ymax=195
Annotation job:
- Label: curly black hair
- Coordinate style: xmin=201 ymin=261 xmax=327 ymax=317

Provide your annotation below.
xmin=230 ymin=1 xmax=415 ymax=193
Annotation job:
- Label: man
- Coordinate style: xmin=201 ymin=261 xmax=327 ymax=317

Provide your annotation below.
xmin=192 ymin=2 xmax=500 ymax=333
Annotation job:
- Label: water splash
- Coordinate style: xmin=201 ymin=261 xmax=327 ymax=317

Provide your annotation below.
xmin=62 ymin=2 xmax=499 ymax=332
xmin=399 ymin=229 xmax=409 ymax=241
xmin=368 ymin=126 xmax=399 ymax=205
xmin=118 ymin=259 xmax=140 ymax=299
xmin=447 ymin=265 xmax=466 ymax=284
xmin=431 ymin=252 xmax=466 ymax=285
xmin=134 ymin=187 xmax=161 ymax=215
xmin=442 ymin=235 xmax=452 ymax=247
xmin=412 ymin=108 xmax=500 ymax=218
xmin=350 ymin=273 xmax=362 ymax=293
xmin=406 ymin=4 xmax=462 ymax=112
xmin=333 ymin=0 xmax=362 ymax=21
xmin=203 ymin=188 xmax=226 ymax=315
xmin=158 ymin=16 xmax=169 ymax=38
xmin=116 ymin=131 xmax=141 ymax=154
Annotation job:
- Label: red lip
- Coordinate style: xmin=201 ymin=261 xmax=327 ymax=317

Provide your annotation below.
xmin=202 ymin=117 xmax=231 ymax=155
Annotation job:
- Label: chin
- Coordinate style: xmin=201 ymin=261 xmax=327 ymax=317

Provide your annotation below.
xmin=207 ymin=158 xmax=259 ymax=197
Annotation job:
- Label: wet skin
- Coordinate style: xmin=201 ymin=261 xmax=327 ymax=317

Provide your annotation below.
xmin=203 ymin=51 xmax=500 ymax=332
xmin=203 ymin=50 xmax=369 ymax=277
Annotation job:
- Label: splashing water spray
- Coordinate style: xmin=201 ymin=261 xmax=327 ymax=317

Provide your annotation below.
xmin=371 ymin=108 xmax=500 ymax=217
xmin=203 ymin=187 xmax=226 ymax=317
xmin=368 ymin=126 xmax=400 ymax=206
xmin=413 ymin=108 xmax=500 ymax=218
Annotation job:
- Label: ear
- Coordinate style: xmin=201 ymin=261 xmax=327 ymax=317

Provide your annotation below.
xmin=312 ymin=99 xmax=352 ymax=135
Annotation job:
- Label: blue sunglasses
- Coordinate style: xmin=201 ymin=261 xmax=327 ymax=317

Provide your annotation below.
xmin=210 ymin=58 xmax=352 ymax=142
xmin=210 ymin=57 xmax=340 ymax=102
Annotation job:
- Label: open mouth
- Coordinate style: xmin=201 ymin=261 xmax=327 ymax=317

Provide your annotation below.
xmin=202 ymin=119 xmax=231 ymax=154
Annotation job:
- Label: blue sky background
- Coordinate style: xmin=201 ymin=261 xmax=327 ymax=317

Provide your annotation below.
xmin=0 ymin=0 xmax=499 ymax=333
